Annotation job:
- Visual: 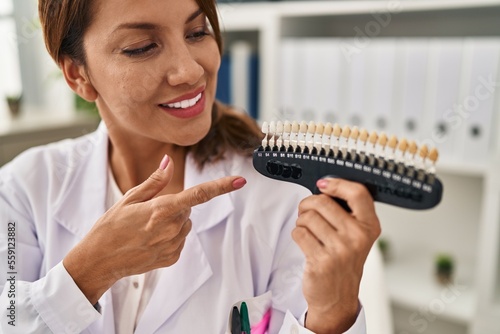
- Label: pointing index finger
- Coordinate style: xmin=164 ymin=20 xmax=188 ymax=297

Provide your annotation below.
xmin=175 ymin=176 xmax=246 ymax=208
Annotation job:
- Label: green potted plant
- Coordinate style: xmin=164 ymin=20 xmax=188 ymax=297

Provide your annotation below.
xmin=6 ymin=94 xmax=22 ymax=118
xmin=75 ymin=94 xmax=98 ymax=115
xmin=378 ymin=238 xmax=390 ymax=262
xmin=435 ymin=253 xmax=454 ymax=285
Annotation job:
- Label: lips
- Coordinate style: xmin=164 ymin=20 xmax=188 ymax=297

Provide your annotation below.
xmin=158 ymin=87 xmax=206 ymax=119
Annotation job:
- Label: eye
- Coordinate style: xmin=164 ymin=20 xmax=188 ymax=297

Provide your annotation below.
xmin=122 ymin=43 xmax=158 ymax=57
xmin=187 ymin=28 xmax=209 ymax=42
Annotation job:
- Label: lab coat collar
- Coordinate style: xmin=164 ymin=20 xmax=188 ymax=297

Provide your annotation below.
xmin=52 ymin=122 xmax=109 ymax=238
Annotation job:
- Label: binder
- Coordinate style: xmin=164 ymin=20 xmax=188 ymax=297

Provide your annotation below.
xmin=397 ymin=39 xmax=430 ymax=140
xmin=312 ymin=38 xmax=344 ymax=124
xmin=423 ymin=39 xmax=465 ymax=161
xmin=456 ymin=38 xmax=500 ymax=162
xmin=341 ymin=38 xmax=368 ymax=128
xmin=295 ymin=39 xmax=317 ymax=122
xmin=216 ymin=53 xmax=231 ymax=105
xmin=279 ymin=39 xmax=300 ymax=121
xmin=230 ymin=41 xmax=252 ymax=114
xmin=364 ymin=39 xmax=397 ymax=133
xmin=248 ymin=52 xmax=259 ymax=119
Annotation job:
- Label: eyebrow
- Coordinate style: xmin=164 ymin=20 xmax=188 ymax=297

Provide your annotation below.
xmin=111 ymin=8 xmax=204 ymax=34
xmin=186 ymin=8 xmax=203 ymax=24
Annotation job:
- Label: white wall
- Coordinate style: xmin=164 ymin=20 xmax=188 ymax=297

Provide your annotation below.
xmin=1 ymin=0 xmax=74 ymax=124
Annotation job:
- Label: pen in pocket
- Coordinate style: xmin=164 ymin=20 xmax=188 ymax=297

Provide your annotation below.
xmin=231 ymin=306 xmax=241 ymax=334
xmin=250 ymin=307 xmax=271 ymax=334
xmin=240 ymin=302 xmax=251 ymax=334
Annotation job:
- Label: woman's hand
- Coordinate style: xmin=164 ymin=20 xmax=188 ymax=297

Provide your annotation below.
xmin=292 ymin=178 xmax=381 ymax=334
xmin=63 ymin=155 xmax=246 ymax=305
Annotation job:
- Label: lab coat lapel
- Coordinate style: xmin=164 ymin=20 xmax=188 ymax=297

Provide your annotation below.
xmin=52 ymin=122 xmax=109 ymax=238
xmin=136 ymin=155 xmax=235 ymax=333
xmin=134 ymin=231 xmax=213 ymax=334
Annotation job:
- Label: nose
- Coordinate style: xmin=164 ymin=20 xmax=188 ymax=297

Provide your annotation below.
xmin=166 ymin=44 xmax=204 ymax=87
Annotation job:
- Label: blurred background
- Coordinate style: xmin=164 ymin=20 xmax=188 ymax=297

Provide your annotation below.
xmin=0 ymin=0 xmax=100 ymax=165
xmin=1 ymin=1 xmax=500 ymax=333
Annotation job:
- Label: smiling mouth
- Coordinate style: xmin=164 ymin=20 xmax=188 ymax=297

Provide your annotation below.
xmin=159 ymin=93 xmax=203 ymax=109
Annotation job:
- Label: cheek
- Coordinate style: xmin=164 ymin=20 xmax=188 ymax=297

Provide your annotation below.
xmin=210 ymin=57 xmax=221 ymax=93
xmin=83 ymin=41 xmax=154 ymax=112
xmin=198 ymin=42 xmax=221 ymax=89
xmin=209 ymin=50 xmax=221 ymax=76
xmin=94 ymin=63 xmax=160 ymax=116
xmin=118 ymin=67 xmax=157 ymax=106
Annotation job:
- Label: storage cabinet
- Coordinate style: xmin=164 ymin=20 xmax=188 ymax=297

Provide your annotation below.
xmin=218 ymin=1 xmax=500 ymax=333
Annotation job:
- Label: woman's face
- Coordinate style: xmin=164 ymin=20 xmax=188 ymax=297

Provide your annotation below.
xmin=82 ymin=0 xmax=220 ymax=146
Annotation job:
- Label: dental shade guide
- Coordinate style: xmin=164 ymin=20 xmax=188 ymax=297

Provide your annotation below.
xmin=253 ymin=121 xmax=443 ymax=211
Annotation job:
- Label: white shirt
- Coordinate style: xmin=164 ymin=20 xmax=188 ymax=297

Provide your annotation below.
xmin=106 ymin=167 xmax=160 ymax=333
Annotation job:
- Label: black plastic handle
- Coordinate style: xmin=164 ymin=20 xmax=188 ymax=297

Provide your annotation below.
xmin=253 ymin=148 xmax=443 ymax=211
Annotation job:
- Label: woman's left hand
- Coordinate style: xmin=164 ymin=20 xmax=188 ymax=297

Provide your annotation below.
xmin=292 ymin=177 xmax=381 ymax=334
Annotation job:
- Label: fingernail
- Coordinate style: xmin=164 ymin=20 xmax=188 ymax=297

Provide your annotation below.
xmin=232 ymin=177 xmax=247 ymax=190
xmin=159 ymin=154 xmax=170 ymax=170
xmin=317 ymin=179 xmax=329 ymax=189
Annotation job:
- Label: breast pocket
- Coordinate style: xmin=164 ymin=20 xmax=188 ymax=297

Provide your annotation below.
xmin=226 ymin=291 xmax=272 ymax=334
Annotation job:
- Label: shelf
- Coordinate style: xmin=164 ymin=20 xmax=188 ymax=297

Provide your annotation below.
xmin=219 ymin=0 xmax=500 ymax=24
xmin=385 ymin=256 xmax=477 ymax=324
xmin=437 ymin=159 xmax=489 ymax=177
xmin=278 ymin=2 xmax=500 ymax=38
xmin=220 ymin=0 xmax=500 ymax=15
xmin=0 ymin=109 xmax=101 ymax=166
xmin=280 ymin=0 xmax=500 ymax=18
xmin=218 ymin=3 xmax=276 ymax=31
xmin=0 ymin=109 xmax=100 ymax=138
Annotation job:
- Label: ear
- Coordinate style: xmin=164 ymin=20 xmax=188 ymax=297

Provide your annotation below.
xmin=60 ymin=56 xmax=98 ymax=102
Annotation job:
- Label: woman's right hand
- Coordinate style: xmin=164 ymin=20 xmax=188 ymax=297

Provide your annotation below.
xmin=63 ymin=155 xmax=246 ymax=304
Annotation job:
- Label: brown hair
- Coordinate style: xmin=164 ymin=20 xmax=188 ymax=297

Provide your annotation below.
xmin=38 ymin=0 xmax=263 ymax=168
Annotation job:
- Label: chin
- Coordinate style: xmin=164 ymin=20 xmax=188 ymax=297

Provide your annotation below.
xmin=175 ymin=121 xmax=212 ymax=147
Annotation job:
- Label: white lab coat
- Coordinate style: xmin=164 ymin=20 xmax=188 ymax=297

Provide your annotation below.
xmin=0 ymin=123 xmax=372 ymax=334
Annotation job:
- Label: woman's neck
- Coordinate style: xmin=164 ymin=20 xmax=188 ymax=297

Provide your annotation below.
xmin=107 ymin=131 xmax=187 ymax=196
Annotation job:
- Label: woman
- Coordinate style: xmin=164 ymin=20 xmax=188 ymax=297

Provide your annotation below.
xmin=0 ymin=0 xmax=381 ymax=333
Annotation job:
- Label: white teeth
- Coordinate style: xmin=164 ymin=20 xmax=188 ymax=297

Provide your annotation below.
xmin=165 ymin=93 xmax=202 ymax=109
xmin=259 ymin=120 xmax=440 ymax=176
